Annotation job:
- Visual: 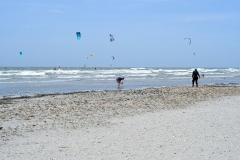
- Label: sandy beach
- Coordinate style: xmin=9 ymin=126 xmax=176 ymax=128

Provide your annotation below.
xmin=1 ymin=84 xmax=240 ymax=159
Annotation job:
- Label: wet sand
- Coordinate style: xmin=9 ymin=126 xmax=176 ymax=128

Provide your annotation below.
xmin=1 ymin=84 xmax=240 ymax=159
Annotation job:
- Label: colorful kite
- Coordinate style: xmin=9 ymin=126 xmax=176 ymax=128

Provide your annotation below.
xmin=76 ymin=32 xmax=81 ymax=40
xmin=184 ymin=37 xmax=191 ymax=45
xmin=110 ymin=34 xmax=114 ymax=42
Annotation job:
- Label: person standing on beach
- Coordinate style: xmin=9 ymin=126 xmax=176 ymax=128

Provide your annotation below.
xmin=116 ymin=77 xmax=124 ymax=88
xmin=192 ymin=69 xmax=200 ymax=87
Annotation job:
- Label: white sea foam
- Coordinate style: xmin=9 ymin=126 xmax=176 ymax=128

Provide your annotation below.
xmin=17 ymin=71 xmax=45 ymax=76
xmin=170 ymin=72 xmax=191 ymax=76
xmin=225 ymin=68 xmax=240 ymax=72
xmin=1 ymin=67 xmax=240 ymax=97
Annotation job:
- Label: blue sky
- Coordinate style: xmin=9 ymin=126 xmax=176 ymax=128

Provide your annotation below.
xmin=0 ymin=0 xmax=240 ymax=67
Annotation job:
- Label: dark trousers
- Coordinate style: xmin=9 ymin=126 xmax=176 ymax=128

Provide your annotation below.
xmin=192 ymin=78 xmax=198 ymax=87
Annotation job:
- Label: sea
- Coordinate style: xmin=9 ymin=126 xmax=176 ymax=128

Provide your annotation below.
xmin=1 ymin=67 xmax=240 ymax=98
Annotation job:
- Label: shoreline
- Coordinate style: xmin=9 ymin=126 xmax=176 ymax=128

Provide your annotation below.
xmin=1 ymin=84 xmax=240 ymax=159
xmin=1 ymin=82 xmax=240 ymax=100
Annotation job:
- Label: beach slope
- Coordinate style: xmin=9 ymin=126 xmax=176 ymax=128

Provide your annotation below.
xmin=0 ymin=84 xmax=240 ymax=159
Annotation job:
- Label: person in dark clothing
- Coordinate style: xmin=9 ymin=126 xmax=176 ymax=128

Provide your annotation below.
xmin=116 ymin=77 xmax=124 ymax=88
xmin=192 ymin=69 xmax=200 ymax=87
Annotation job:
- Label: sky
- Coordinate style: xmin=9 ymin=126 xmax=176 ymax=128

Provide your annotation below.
xmin=0 ymin=0 xmax=240 ymax=68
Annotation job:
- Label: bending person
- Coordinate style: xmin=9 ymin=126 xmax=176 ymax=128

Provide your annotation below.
xmin=116 ymin=77 xmax=124 ymax=88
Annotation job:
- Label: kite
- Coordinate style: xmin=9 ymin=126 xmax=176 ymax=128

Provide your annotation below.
xmin=184 ymin=37 xmax=191 ymax=45
xmin=112 ymin=56 xmax=115 ymax=60
xmin=76 ymin=32 xmax=81 ymax=40
xmin=90 ymin=54 xmax=93 ymax=58
xmin=110 ymin=34 xmax=114 ymax=42
xmin=20 ymin=52 xmax=22 ymax=56
xmin=193 ymin=53 xmax=195 ymax=55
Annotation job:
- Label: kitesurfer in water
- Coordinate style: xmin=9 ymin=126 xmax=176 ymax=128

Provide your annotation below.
xmin=192 ymin=69 xmax=200 ymax=87
xmin=116 ymin=77 xmax=124 ymax=88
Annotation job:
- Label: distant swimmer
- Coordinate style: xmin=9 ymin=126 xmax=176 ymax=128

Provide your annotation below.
xmin=192 ymin=69 xmax=200 ymax=87
xmin=116 ymin=77 xmax=124 ymax=88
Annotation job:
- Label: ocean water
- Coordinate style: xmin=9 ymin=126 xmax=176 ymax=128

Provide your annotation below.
xmin=0 ymin=67 xmax=240 ymax=98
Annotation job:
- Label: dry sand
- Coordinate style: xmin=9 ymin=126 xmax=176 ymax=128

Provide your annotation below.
xmin=0 ymin=84 xmax=240 ymax=159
